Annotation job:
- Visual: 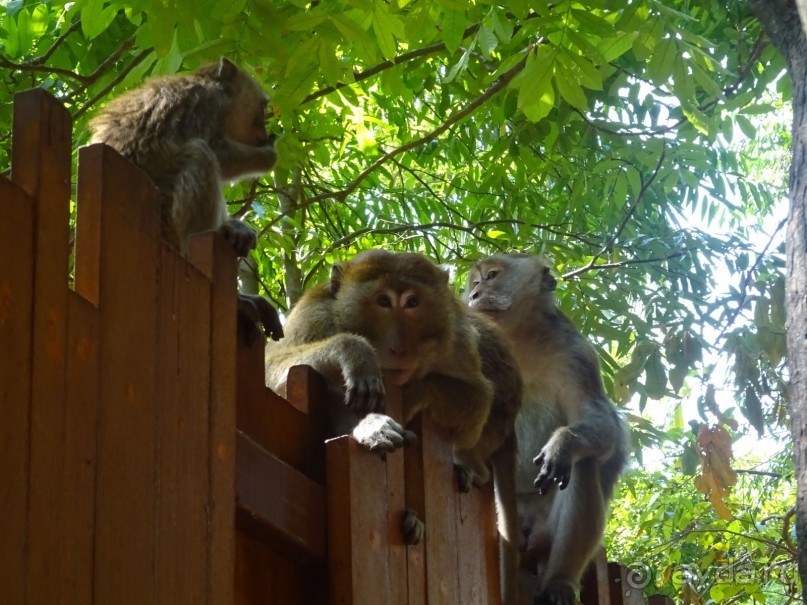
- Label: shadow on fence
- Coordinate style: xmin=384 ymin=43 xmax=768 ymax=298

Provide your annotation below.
xmin=0 ymin=89 xmax=674 ymax=605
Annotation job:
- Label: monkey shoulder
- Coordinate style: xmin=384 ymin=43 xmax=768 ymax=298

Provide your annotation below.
xmin=279 ymin=286 xmax=337 ymax=345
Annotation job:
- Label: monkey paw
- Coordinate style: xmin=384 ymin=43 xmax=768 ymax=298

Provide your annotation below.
xmin=401 ymin=508 xmax=424 ymax=546
xmin=220 ymin=219 xmax=257 ymax=257
xmin=351 ymin=413 xmax=417 ymax=455
xmin=532 ymin=448 xmax=572 ymax=494
xmin=237 ymin=293 xmax=284 ymax=342
xmin=533 ymin=579 xmax=578 ymax=605
xmin=344 ymin=374 xmax=386 ymax=417
xmin=453 ymin=463 xmax=488 ymax=493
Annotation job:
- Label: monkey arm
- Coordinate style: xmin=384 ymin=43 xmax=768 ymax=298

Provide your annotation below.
xmin=214 ymin=139 xmax=277 ymax=179
xmin=533 ymin=398 xmax=625 ymax=492
xmin=401 ymin=372 xmax=494 ymax=451
xmin=265 ymin=333 xmax=385 ymax=417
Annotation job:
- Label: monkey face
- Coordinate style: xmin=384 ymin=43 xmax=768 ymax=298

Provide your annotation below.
xmin=331 ymin=251 xmax=455 ymax=386
xmin=467 ymin=260 xmax=513 ymax=313
xmin=225 ymin=73 xmax=274 ymax=148
xmin=467 ymin=255 xmax=557 ymax=327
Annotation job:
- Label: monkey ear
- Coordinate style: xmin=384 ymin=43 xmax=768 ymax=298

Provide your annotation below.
xmin=217 ymin=58 xmax=239 ymax=82
xmin=541 ymin=266 xmax=557 ymax=291
xmin=329 ymin=263 xmax=344 ymax=296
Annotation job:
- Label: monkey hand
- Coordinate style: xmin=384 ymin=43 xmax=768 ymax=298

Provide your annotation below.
xmin=533 ymin=578 xmax=578 ymax=605
xmin=532 ymin=441 xmax=572 ymax=494
xmin=340 ymin=341 xmax=387 ymax=416
xmin=351 ymin=413 xmax=417 ymax=455
xmin=237 ymin=294 xmax=284 ymax=343
xmin=401 ymin=508 xmax=424 ymax=546
xmin=219 ymin=218 xmax=257 ymax=257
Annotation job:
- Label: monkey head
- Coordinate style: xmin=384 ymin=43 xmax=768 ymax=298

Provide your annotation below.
xmin=329 ymin=250 xmax=456 ymax=386
xmin=466 ymin=254 xmax=557 ymax=321
xmin=201 ymin=58 xmax=275 ymax=149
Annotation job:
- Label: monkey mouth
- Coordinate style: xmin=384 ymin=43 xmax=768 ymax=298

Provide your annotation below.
xmin=382 ymin=367 xmax=416 ymax=386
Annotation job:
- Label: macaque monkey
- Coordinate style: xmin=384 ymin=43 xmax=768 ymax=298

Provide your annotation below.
xmin=89 ymin=57 xmax=283 ymax=340
xmin=264 ymin=249 xmax=522 ymax=605
xmin=466 ymin=254 xmax=628 ymax=605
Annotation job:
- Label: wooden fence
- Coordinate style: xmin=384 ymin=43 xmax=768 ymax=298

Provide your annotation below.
xmin=0 ymin=89 xmax=673 ymax=605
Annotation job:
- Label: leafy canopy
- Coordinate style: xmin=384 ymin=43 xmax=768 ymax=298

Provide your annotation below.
xmin=0 ymin=0 xmax=795 ymax=601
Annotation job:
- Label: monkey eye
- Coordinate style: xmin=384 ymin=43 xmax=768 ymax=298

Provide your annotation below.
xmin=403 ymin=295 xmax=420 ymax=309
xmin=472 ymin=280 xmax=479 ymax=288
xmin=486 ymin=270 xmax=498 ymax=280
xmin=376 ymin=293 xmax=393 ymax=307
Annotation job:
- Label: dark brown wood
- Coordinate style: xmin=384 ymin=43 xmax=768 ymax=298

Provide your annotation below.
xmin=79 ymin=143 xmax=161 ymax=603
xmin=238 ymin=357 xmax=328 ymax=482
xmin=14 ymin=88 xmax=73 ymax=605
xmin=155 ymin=247 xmax=211 ymax=603
xmin=383 ymin=385 xmax=408 ymax=605
xmin=421 ymin=415 xmax=461 ymax=605
xmin=648 ymin=595 xmax=675 ymax=605
xmin=455 ymin=481 xmax=500 ymax=604
xmin=0 ymin=178 xmax=35 ymax=604
xmin=404 ymin=415 xmax=427 ymax=605
xmin=607 ymin=562 xmax=626 ymax=605
xmin=327 ymin=435 xmax=394 ymax=604
xmin=61 ymin=293 xmax=100 ymax=604
xmin=235 ymin=531 xmax=306 ymax=605
xmin=580 ymin=550 xmax=611 ymax=605
xmin=192 ymin=233 xmax=238 ymax=605
xmin=236 ymin=431 xmax=327 ymax=562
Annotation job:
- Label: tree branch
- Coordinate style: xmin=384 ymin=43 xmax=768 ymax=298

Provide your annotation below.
xmin=563 ymin=149 xmax=667 ymax=279
xmin=309 ymin=47 xmax=535 ymax=204
xmin=301 ymin=23 xmax=482 ymax=106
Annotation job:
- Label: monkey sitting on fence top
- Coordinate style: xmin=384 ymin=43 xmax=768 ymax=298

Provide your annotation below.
xmin=89 ymin=57 xmax=283 ymax=340
xmin=264 ymin=249 xmax=523 ymax=605
xmin=466 ymin=253 xmax=629 ymax=605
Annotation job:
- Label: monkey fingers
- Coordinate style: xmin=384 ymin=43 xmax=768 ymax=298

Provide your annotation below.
xmin=219 ymin=218 xmax=257 ymax=257
xmin=237 ymin=294 xmax=284 ymax=341
xmin=533 ymin=579 xmax=578 ymax=605
xmin=532 ymin=450 xmax=572 ymax=494
xmin=400 ymin=508 xmax=425 ymax=545
xmin=351 ymin=413 xmax=418 ymax=455
xmin=344 ymin=376 xmax=385 ymax=417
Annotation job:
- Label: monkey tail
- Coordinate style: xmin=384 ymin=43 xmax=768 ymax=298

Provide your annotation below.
xmin=491 ymin=433 xmax=520 ymax=605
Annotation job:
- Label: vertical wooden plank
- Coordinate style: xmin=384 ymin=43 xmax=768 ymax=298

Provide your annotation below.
xmin=420 ymin=416 xmax=461 ymax=605
xmin=456 ymin=481 xmax=500 ymax=604
xmin=403 ymin=416 xmax=427 ymax=605
xmin=607 ymin=563 xmax=627 ymax=605
xmin=580 ymin=550 xmax=611 ymax=605
xmin=327 ymin=436 xmax=391 ymax=604
xmin=12 ymin=88 xmax=73 ymax=605
xmin=77 ymin=143 xmax=161 ymax=603
xmin=154 ymin=249 xmax=212 ymax=602
xmin=383 ymin=386 xmax=409 ymax=605
xmin=61 ymin=293 xmax=100 ymax=603
xmin=0 ymin=179 xmax=35 ymax=605
xmin=190 ymin=232 xmax=238 ymax=605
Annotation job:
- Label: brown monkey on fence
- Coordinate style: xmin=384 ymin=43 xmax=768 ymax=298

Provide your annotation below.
xmin=466 ymin=254 xmax=628 ymax=605
xmin=264 ymin=249 xmax=522 ymax=605
xmin=89 ymin=57 xmax=283 ymax=340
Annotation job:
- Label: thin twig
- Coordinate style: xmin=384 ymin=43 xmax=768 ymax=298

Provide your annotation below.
xmin=301 ymin=23 xmax=482 ymax=105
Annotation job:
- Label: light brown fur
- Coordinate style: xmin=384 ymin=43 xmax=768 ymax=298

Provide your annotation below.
xmin=89 ymin=57 xmax=277 ymax=257
xmin=89 ymin=58 xmax=283 ymax=340
xmin=467 ymin=253 xmax=628 ymax=605
xmin=264 ymin=249 xmax=522 ymax=604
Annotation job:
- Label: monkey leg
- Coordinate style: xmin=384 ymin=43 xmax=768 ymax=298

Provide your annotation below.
xmin=532 ymin=459 xmax=605 ymax=605
xmin=167 ymin=139 xmax=230 ymax=252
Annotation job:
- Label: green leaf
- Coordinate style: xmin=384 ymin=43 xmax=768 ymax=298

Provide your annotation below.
xmin=736 ymin=115 xmax=757 ymax=140
xmin=598 ymin=31 xmax=639 ymax=62
xmin=441 ymin=8 xmax=466 ymax=54
xmin=644 ymin=349 xmax=668 ymax=399
xmin=554 ymin=67 xmax=588 ymax=111
xmin=81 ymin=0 xmax=118 ymax=40
xmin=372 ymin=0 xmax=402 ymax=61
xmin=646 ymin=38 xmax=677 ymax=85
xmin=477 ymin=25 xmax=497 ymax=57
